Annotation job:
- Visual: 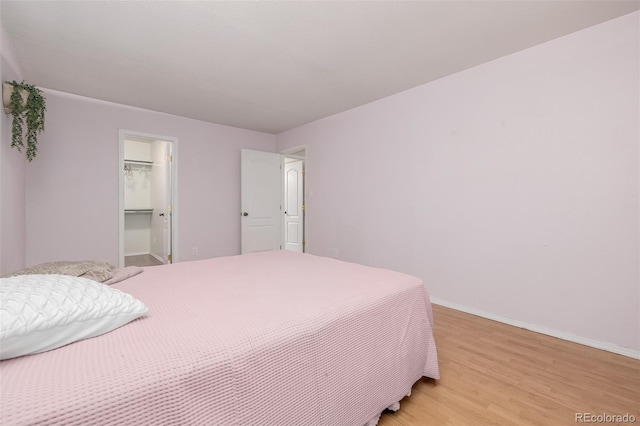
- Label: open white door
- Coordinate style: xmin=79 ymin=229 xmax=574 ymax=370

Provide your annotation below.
xmin=150 ymin=140 xmax=173 ymax=264
xmin=284 ymin=160 xmax=304 ymax=252
xmin=241 ymin=149 xmax=282 ymax=254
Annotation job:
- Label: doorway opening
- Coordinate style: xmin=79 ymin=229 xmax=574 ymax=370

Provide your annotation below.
xmin=282 ymin=147 xmax=306 ymax=253
xmin=240 ymin=147 xmax=306 ymax=254
xmin=119 ymin=130 xmax=178 ymax=268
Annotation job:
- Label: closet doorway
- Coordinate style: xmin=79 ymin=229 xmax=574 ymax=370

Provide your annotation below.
xmin=119 ymin=130 xmax=178 ymax=268
xmin=240 ymin=146 xmax=306 ymax=254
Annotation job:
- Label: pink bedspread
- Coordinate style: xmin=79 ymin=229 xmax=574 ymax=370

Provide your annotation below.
xmin=0 ymin=251 xmax=439 ymax=425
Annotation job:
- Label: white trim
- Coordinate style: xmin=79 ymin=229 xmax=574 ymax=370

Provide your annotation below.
xmin=123 ymin=251 xmax=152 ymax=257
xmin=123 ymin=252 xmax=166 ymax=263
xmin=118 ymin=131 xmax=125 ymax=268
xmin=430 ymin=297 xmax=640 ymax=360
xmin=149 ymin=251 xmax=166 ymax=264
xmin=283 ymin=153 xmax=305 ymax=161
xmin=280 ymin=145 xmax=307 ymax=156
xmin=119 ymin=129 xmax=178 ymax=267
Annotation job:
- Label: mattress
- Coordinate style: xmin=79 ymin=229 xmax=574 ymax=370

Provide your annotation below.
xmin=0 ymin=251 xmax=439 ymax=425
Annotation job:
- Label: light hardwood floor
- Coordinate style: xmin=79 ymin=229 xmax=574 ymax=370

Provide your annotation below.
xmin=124 ymin=254 xmax=164 ymax=267
xmin=378 ymin=305 xmax=640 ymax=426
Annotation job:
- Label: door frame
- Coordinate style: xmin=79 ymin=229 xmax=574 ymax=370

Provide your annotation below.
xmin=118 ymin=129 xmax=179 ymax=267
xmin=280 ymin=145 xmax=307 ymax=252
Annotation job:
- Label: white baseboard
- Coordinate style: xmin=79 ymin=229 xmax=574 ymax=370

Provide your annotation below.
xmin=124 ymin=251 xmax=149 ymax=257
xmin=430 ymin=297 xmax=640 ymax=360
xmin=149 ymin=252 xmax=166 ymax=264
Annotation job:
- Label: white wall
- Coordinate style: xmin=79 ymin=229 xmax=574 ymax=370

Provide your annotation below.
xmin=124 ymin=139 xmax=151 ymax=162
xmin=124 ymin=214 xmax=151 ymax=256
xmin=277 ymin=12 xmax=639 ymax=354
xmin=0 ymin=25 xmax=26 ymax=276
xmin=123 ymin=139 xmax=152 ymax=256
xmin=25 ymin=90 xmax=276 ymax=267
xmin=124 ymin=141 xmax=152 ymax=210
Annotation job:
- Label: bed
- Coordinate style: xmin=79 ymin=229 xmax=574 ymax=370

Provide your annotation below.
xmin=0 ymin=251 xmax=439 ymax=425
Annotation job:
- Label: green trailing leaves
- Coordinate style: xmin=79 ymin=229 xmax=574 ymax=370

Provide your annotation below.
xmin=10 ymin=86 xmax=24 ymax=151
xmin=6 ymin=80 xmax=46 ymax=161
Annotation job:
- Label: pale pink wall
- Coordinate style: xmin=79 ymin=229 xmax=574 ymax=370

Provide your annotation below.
xmin=25 ymin=90 xmax=276 ymax=267
xmin=277 ymin=12 xmax=640 ymax=352
xmin=0 ymin=26 xmax=26 ymax=275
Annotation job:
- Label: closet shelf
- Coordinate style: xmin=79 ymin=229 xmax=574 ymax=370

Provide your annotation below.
xmin=125 ymin=209 xmax=153 ymax=214
xmin=124 ymin=159 xmax=153 ymax=166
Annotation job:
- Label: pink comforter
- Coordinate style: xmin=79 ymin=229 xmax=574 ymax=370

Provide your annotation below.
xmin=0 ymin=251 xmax=439 ymax=425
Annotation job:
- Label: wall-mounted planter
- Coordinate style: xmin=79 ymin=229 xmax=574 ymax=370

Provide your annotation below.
xmin=2 ymin=82 xmax=27 ymax=114
xmin=3 ymin=80 xmax=47 ymax=161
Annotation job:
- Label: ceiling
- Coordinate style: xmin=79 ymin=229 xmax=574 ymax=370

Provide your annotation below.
xmin=1 ymin=1 xmax=638 ymax=134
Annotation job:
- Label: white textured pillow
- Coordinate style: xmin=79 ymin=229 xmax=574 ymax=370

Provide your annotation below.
xmin=0 ymin=274 xmax=148 ymax=360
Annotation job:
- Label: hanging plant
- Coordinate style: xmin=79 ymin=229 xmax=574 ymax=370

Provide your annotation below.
xmin=3 ymin=81 xmax=46 ymax=161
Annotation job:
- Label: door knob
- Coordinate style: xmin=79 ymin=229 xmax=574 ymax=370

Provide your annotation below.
xmin=242 ymin=212 xmax=249 ymax=216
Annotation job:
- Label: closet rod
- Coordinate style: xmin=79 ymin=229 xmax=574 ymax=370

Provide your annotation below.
xmin=125 ymin=209 xmax=153 ymax=214
xmin=124 ymin=160 xmax=153 ymax=165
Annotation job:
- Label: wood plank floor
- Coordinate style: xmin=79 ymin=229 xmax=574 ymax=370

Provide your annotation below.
xmin=124 ymin=254 xmax=164 ymax=267
xmin=379 ymin=305 xmax=640 ymax=426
